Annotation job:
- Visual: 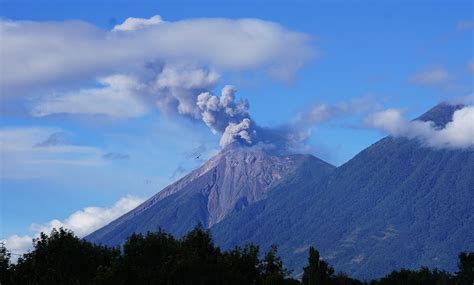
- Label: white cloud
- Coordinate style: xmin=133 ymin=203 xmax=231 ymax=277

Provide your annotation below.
xmin=113 ymin=15 xmax=164 ymax=32
xmin=0 ymin=127 xmax=104 ymax=179
xmin=2 ymin=195 xmax=144 ymax=260
xmin=0 ymin=15 xmax=315 ymax=150
xmin=365 ymin=105 xmax=474 ymax=149
xmin=0 ymin=15 xmax=314 ymax=96
xmin=298 ymin=95 xmax=381 ymax=125
xmin=408 ymin=66 xmax=450 ymax=86
xmin=31 ymin=195 xmax=144 ymax=237
xmin=31 ymin=64 xmax=220 ymax=118
xmin=1 ymin=235 xmax=32 ymax=261
xmin=450 ymin=94 xmax=474 ymax=105
xmin=32 ymin=75 xmax=148 ymax=117
xmin=456 ymin=20 xmax=474 ymax=32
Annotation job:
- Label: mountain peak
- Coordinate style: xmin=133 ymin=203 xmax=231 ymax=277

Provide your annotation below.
xmin=86 ymin=144 xmax=335 ymax=246
xmin=416 ymin=102 xmax=465 ymax=128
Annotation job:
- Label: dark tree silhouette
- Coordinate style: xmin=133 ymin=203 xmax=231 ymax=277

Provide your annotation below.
xmin=120 ymin=228 xmax=179 ymax=284
xmin=223 ymin=244 xmax=261 ymax=284
xmin=457 ymin=252 xmax=474 ymax=285
xmin=9 ymin=228 xmax=120 ymax=285
xmin=0 ymin=243 xmax=11 ymax=285
xmin=2 ymin=227 xmax=472 ymax=285
xmin=260 ymin=245 xmax=291 ymax=284
xmin=302 ymin=246 xmax=334 ymax=285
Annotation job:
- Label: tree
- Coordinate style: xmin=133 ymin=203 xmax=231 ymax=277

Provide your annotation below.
xmin=10 ymin=228 xmax=120 ymax=285
xmin=260 ymin=245 xmax=290 ymax=285
xmin=177 ymin=224 xmax=224 ymax=284
xmin=120 ymin=229 xmax=179 ymax=284
xmin=302 ymin=246 xmax=334 ymax=285
xmin=374 ymin=267 xmax=453 ymax=285
xmin=332 ymin=273 xmax=364 ymax=285
xmin=224 ymin=244 xmax=261 ymax=284
xmin=457 ymin=252 xmax=474 ymax=285
xmin=5 ymin=226 xmax=469 ymax=285
xmin=0 ymin=242 xmax=12 ymax=285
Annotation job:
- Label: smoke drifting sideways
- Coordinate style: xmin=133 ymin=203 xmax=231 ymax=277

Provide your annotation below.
xmin=33 ymin=62 xmax=309 ymax=154
xmin=146 ymin=64 xmax=308 ymax=153
xmin=196 ymin=83 xmax=308 ymax=152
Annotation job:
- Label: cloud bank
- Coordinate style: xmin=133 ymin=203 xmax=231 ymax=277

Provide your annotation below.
xmin=0 ymin=127 xmax=128 ymax=179
xmin=365 ymin=105 xmax=474 ymax=149
xmin=297 ymin=95 xmax=381 ymax=125
xmin=31 ymin=195 xmax=144 ymax=237
xmin=408 ymin=66 xmax=450 ymax=86
xmin=0 ymin=15 xmax=317 ymax=152
xmin=112 ymin=15 xmax=164 ymax=32
xmin=32 ymin=75 xmax=148 ymax=117
xmin=2 ymin=195 xmax=144 ymax=259
xmin=0 ymin=127 xmax=102 ymax=166
xmin=1 ymin=15 xmax=313 ymax=95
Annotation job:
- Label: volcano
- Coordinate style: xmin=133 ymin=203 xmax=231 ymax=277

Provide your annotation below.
xmin=86 ymin=143 xmax=335 ymax=246
xmin=87 ymin=102 xmax=473 ymax=280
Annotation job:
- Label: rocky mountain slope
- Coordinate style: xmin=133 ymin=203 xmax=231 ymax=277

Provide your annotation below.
xmin=86 ymin=144 xmax=335 ymax=246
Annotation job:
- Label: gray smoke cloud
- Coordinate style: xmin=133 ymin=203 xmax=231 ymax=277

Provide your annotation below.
xmin=156 ymin=68 xmax=312 ymax=151
xmin=148 ymin=65 xmax=271 ymax=150
xmin=196 ymin=85 xmax=257 ymax=148
xmin=151 ymin=64 xmax=220 ymax=119
xmin=33 ymin=60 xmax=299 ymax=151
xmin=219 ymin=118 xmax=256 ymax=147
xmin=6 ymin=15 xmax=316 ymax=153
xmin=194 ymin=84 xmax=307 ymax=151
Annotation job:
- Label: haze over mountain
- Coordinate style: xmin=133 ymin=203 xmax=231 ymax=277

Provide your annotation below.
xmin=87 ymin=102 xmax=473 ymax=280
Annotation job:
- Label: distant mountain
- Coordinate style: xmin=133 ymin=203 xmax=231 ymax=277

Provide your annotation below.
xmin=211 ymin=103 xmax=474 ymax=280
xmin=86 ymin=144 xmax=335 ymax=246
xmin=416 ymin=102 xmax=464 ymax=127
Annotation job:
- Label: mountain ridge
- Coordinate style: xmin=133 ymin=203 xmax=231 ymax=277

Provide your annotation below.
xmin=212 ymin=103 xmax=474 ymax=279
xmin=87 ymin=102 xmax=473 ymax=280
xmin=85 ymin=144 xmax=335 ymax=245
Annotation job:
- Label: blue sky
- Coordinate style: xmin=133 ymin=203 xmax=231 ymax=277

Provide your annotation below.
xmin=1 ymin=0 xmax=473 ymax=253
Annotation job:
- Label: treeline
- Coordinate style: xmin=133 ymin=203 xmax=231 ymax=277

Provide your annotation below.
xmin=0 ymin=226 xmax=472 ymax=285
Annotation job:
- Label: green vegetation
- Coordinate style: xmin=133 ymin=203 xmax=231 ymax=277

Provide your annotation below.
xmin=302 ymin=247 xmax=335 ymax=285
xmin=1 ymin=227 xmax=473 ymax=285
xmin=212 ymin=137 xmax=474 ymax=279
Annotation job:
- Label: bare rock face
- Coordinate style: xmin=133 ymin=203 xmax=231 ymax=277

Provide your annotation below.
xmin=131 ymin=144 xmax=307 ymax=227
xmin=204 ymin=145 xmax=307 ymax=226
xmin=86 ymin=143 xmax=332 ymax=246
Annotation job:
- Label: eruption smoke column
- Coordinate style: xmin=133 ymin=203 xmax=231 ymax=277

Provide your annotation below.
xmin=197 ymin=85 xmax=258 ymax=148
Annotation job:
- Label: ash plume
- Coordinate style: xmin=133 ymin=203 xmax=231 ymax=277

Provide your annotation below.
xmin=194 ymin=85 xmax=308 ymax=152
